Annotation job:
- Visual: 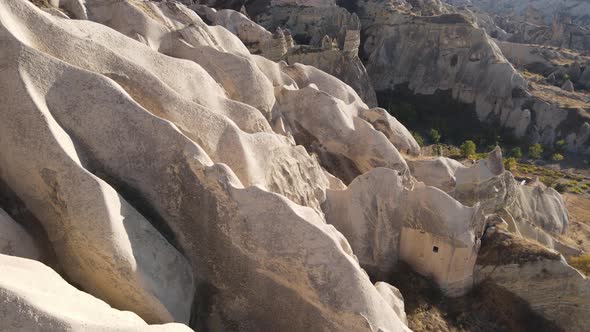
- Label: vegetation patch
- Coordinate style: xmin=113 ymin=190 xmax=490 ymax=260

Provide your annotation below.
xmin=568 ymin=254 xmax=590 ymax=276
xmin=476 ymin=227 xmax=561 ymax=266
xmin=388 ymin=262 xmax=563 ymax=332
xmin=29 ymin=0 xmax=51 ymax=8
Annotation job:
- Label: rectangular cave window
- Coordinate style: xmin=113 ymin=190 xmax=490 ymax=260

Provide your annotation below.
xmin=432 ymin=246 xmax=439 ymax=253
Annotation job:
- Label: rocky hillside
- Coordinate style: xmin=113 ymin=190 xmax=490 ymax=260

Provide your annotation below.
xmin=0 ymin=0 xmax=588 ymax=331
xmin=217 ymin=0 xmax=590 ymax=154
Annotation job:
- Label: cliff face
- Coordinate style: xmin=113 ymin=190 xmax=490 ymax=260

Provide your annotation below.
xmin=202 ymin=0 xmax=590 ymax=152
xmin=444 ymin=0 xmax=590 ymax=51
xmin=352 ymin=0 xmax=590 ymax=153
xmin=465 ymin=0 xmax=590 ymax=27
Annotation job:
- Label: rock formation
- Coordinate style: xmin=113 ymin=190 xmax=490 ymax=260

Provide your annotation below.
xmin=191 ymin=5 xmax=273 ymax=56
xmin=475 ymin=227 xmax=590 ymax=332
xmin=465 ymin=0 xmax=590 ymax=27
xmin=0 ymin=254 xmax=193 ymax=332
xmin=240 ymin=0 xmax=589 ymax=152
xmin=444 ymin=0 xmax=590 ymax=51
xmin=0 ymin=0 xmax=412 ymax=330
xmin=194 ymin=3 xmax=378 ymax=105
xmin=0 ymin=209 xmax=40 ymax=260
xmin=324 ymin=167 xmax=485 ymax=296
xmin=409 ymin=148 xmax=573 ymax=255
xmin=353 ymin=0 xmax=590 ymax=153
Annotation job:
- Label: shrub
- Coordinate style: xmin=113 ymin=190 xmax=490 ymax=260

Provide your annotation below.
xmin=571 ymin=187 xmax=583 ymax=194
xmin=448 ymin=146 xmax=462 ymax=158
xmin=504 ymin=157 xmax=517 ymax=171
xmin=554 ymin=182 xmax=568 ymax=193
xmin=412 ymin=132 xmax=424 ymax=147
xmin=509 ymin=147 xmax=522 ymax=158
xmin=550 ymin=153 xmax=564 ymax=161
xmin=436 ymin=144 xmax=443 ymax=156
xmin=30 ymin=0 xmax=51 ymax=8
xmin=569 ymin=254 xmax=590 ymax=276
xmin=528 ymin=144 xmax=543 ymax=159
xmin=540 ymin=176 xmax=557 ymax=188
xmin=555 ymin=139 xmax=566 ymax=151
xmin=389 ymin=102 xmax=418 ymax=126
xmin=460 ymin=140 xmax=476 ymax=158
xmin=429 ymin=129 xmax=441 ymax=144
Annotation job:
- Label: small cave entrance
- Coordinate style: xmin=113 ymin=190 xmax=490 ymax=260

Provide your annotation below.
xmin=450 ymin=54 xmax=458 ymax=67
xmin=432 ymin=246 xmax=439 ymax=253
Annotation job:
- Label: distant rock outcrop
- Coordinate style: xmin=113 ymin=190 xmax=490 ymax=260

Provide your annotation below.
xmin=193 ymin=4 xmax=378 ymax=105
xmin=352 ymin=0 xmax=590 ymax=153
xmin=444 ymin=0 xmax=590 ymax=51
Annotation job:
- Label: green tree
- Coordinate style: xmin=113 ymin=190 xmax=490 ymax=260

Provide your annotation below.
xmin=429 ymin=129 xmax=441 ymax=144
xmin=540 ymin=176 xmax=557 ymax=188
xmin=528 ymin=144 xmax=543 ymax=159
xmin=436 ymin=144 xmax=443 ymax=156
xmin=555 ymin=139 xmax=566 ymax=152
xmin=412 ymin=132 xmax=424 ymax=147
xmin=389 ymin=102 xmax=417 ymax=126
xmin=460 ymin=140 xmax=476 ymax=158
xmin=504 ymin=157 xmax=517 ymax=171
xmin=509 ymin=147 xmax=522 ymax=158
xmin=551 ymin=153 xmax=564 ymax=161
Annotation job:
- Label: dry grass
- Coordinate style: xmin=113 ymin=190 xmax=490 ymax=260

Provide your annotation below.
xmin=129 ymin=0 xmax=172 ymax=28
xmin=389 ymin=262 xmax=563 ymax=332
xmin=568 ymin=254 xmax=590 ymax=276
xmin=29 ymin=0 xmax=51 ymax=8
xmin=563 ymin=194 xmax=590 ymax=253
xmin=520 ymin=70 xmax=545 ymax=81
xmin=529 ymin=80 xmax=590 ymax=108
xmin=476 ymin=226 xmax=561 ymax=266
